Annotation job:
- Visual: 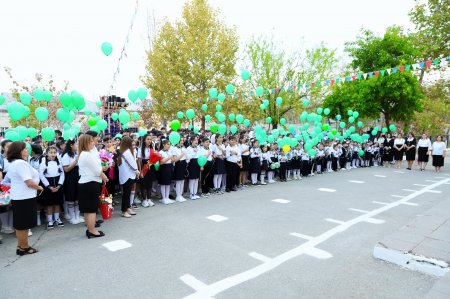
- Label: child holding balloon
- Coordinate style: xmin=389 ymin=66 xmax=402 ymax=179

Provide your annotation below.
xmin=158 ymin=140 xmax=175 ymax=205
xmin=186 ymin=136 xmax=201 ymax=199
xmin=249 ymin=140 xmax=261 ymax=186
xmin=198 ymin=138 xmax=213 ymax=197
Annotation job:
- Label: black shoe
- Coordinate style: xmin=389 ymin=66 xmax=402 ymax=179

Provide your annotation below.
xmin=96 ymin=220 xmax=104 ymax=224
xmin=86 ymin=230 xmax=105 ymax=239
xmin=47 ymin=222 xmax=54 ymax=230
xmin=16 ymin=246 xmax=38 ymax=256
xmin=231 ymin=187 xmax=238 ymax=191
xmin=225 ymin=189 xmax=231 ymax=193
xmin=132 ymin=203 xmax=140 ymax=209
xmin=169 ymin=194 xmax=175 ymax=200
xmin=95 ymin=223 xmax=101 ymax=228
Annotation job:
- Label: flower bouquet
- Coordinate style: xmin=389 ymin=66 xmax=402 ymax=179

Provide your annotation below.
xmin=142 ymin=149 xmax=162 ymax=177
xmin=0 ymin=185 xmax=11 ymax=206
xmin=99 ymin=149 xmax=114 ymax=167
xmin=99 ymin=185 xmax=113 ymax=220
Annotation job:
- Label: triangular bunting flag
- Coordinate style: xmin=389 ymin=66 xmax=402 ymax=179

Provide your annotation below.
xmin=326 ymin=80 xmax=330 ymax=86
xmin=386 ymin=68 xmax=391 ymax=75
xmin=357 ymin=74 xmax=362 ymax=80
xmin=315 ymin=81 xmax=320 ymax=87
xmin=341 ymin=77 xmax=346 ymax=83
xmin=368 ymin=72 xmax=373 ymax=78
xmin=419 ymin=62 xmax=425 ymax=69
xmin=311 ymin=82 xmax=316 ymax=87
xmin=392 ymin=67 xmax=398 ymax=73
xmin=399 ymin=66 xmax=405 ymax=72
xmin=432 ymin=59 xmax=440 ymax=66
xmin=363 ymin=73 xmax=368 ymax=79
xmin=405 ymin=65 xmax=411 ymax=71
xmin=425 ymin=60 xmax=432 ymax=68
xmin=380 ymin=70 xmax=386 ymax=76
xmin=374 ymin=71 xmax=379 ymax=77
xmin=330 ymin=79 xmax=335 ymax=85
xmin=351 ymin=75 xmax=356 ymax=80
xmin=345 ymin=76 xmax=351 ymax=82
xmin=336 ymin=78 xmax=341 ymax=84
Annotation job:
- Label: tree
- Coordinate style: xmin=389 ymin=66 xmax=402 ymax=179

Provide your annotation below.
xmin=411 ymin=79 xmax=450 ymax=135
xmin=4 ymin=67 xmax=67 ymax=129
xmin=242 ymin=38 xmax=338 ymax=128
xmin=142 ymin=0 xmax=238 ymax=129
xmin=323 ymin=26 xmax=424 ymax=127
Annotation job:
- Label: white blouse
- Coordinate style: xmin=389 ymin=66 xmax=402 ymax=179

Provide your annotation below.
xmin=2 ymin=159 xmax=39 ymax=200
xmin=226 ymin=145 xmax=241 ymax=163
xmin=394 ymin=138 xmax=405 ymax=146
xmin=240 ymin=144 xmax=250 ymax=156
xmin=185 ymin=146 xmax=199 ymax=161
xmin=198 ymin=146 xmax=212 ymax=161
xmin=170 ymin=146 xmax=186 ymax=161
xmin=137 ymin=147 xmax=152 ymax=159
xmin=78 ymin=150 xmax=102 ymax=184
xmin=159 ymin=150 xmax=172 ymax=164
xmin=417 ymin=138 xmax=432 ymax=148
xmin=431 ymin=141 xmax=446 ymax=156
xmin=39 ymin=158 xmax=65 ymax=186
xmin=61 ymin=153 xmax=77 ymax=167
xmin=118 ymin=149 xmax=138 ymax=185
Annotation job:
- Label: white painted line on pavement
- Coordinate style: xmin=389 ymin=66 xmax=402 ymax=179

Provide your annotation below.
xmin=401 ymin=202 xmax=419 ymax=206
xmin=349 ymin=208 xmax=370 ymax=213
xmin=374 ymin=175 xmax=386 ymax=178
xmin=248 ymin=252 xmax=271 ymax=263
xmin=206 ymin=215 xmax=228 ymax=222
xmin=303 ymin=247 xmax=333 ymax=259
xmin=318 ymin=188 xmax=336 ymax=192
xmin=413 ymin=184 xmax=428 ymax=187
xmin=102 ymin=240 xmax=132 ymax=252
xmin=363 ymin=218 xmax=385 ymax=224
xmin=290 ymin=232 xmax=313 ymax=241
xmin=391 ymin=195 xmax=403 ymax=198
xmin=434 ymin=177 xmax=445 ymax=179
xmin=181 ymin=178 xmax=450 ymax=299
xmin=372 ymin=201 xmax=389 ymax=205
xmin=393 ymin=171 xmax=405 ymax=174
xmin=426 ymin=180 xmax=439 ymax=183
xmin=349 ymin=180 xmax=365 ymax=184
xmin=425 ymin=190 xmax=442 ymax=194
xmin=402 ymin=189 xmax=419 ymax=192
xmin=180 ymin=274 xmax=209 ymax=292
xmin=271 ymin=199 xmax=291 ymax=204
xmin=325 ymin=218 xmax=345 ymax=224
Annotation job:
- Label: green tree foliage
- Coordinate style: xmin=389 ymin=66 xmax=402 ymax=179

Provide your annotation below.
xmin=409 ymin=0 xmax=450 ymax=60
xmin=323 ymin=27 xmax=423 ymax=127
xmin=412 ymin=79 xmax=450 ymax=135
xmin=243 ymin=38 xmax=338 ymax=128
xmin=142 ymin=0 xmax=238 ymax=128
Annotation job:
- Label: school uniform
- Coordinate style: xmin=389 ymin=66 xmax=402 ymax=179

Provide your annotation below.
xmin=431 ymin=141 xmax=446 ymax=167
xmin=249 ymin=147 xmax=262 ymax=174
xmin=225 ymin=144 xmax=241 ymax=191
xmin=118 ymin=149 xmax=138 ymax=212
xmin=240 ymin=143 xmax=250 ymax=172
xmin=138 ymin=147 xmax=158 ymax=182
xmin=404 ymin=138 xmax=417 ymax=161
xmin=393 ymin=138 xmax=405 ymax=161
xmin=171 ymin=146 xmax=187 ymax=180
xmin=211 ymin=143 xmax=227 ymax=175
xmin=158 ymin=149 xmax=174 ymax=185
xmin=186 ymin=146 xmax=200 ymax=180
xmin=198 ymin=146 xmax=213 ymax=194
xmin=39 ymin=157 xmax=65 ymax=206
xmin=279 ymin=152 xmax=288 ymax=181
xmin=61 ymin=153 xmax=78 ymax=202
xmin=417 ymin=138 xmax=431 ymax=162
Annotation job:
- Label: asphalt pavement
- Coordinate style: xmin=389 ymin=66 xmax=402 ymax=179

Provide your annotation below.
xmin=1 ymin=162 xmax=449 ymax=299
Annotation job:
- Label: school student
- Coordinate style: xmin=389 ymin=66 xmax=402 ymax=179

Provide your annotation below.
xmin=39 ymin=146 xmax=65 ymax=229
xmin=61 ymin=139 xmax=82 ymax=225
xmin=137 ymin=134 xmax=157 ymax=207
xmin=225 ymin=136 xmax=241 ymax=192
xmin=417 ymin=133 xmax=431 ymax=171
xmin=171 ymin=138 xmax=187 ymax=202
xmin=158 ymin=140 xmax=175 ymax=204
xmin=117 ymin=137 xmax=139 ymax=218
xmin=249 ymin=140 xmax=261 ymax=185
xmin=260 ymin=144 xmax=269 ymax=184
xmin=186 ymin=136 xmax=201 ymax=199
xmin=211 ymin=134 xmax=226 ymax=194
xmin=198 ymin=137 xmax=213 ymax=197
xmin=239 ymin=136 xmax=250 ymax=187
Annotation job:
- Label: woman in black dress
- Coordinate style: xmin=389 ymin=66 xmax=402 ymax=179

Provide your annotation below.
xmin=393 ymin=133 xmax=405 ymax=169
xmin=417 ymin=133 xmax=432 ymax=171
xmin=383 ymin=133 xmax=394 ymax=167
xmin=404 ymin=133 xmax=416 ymax=170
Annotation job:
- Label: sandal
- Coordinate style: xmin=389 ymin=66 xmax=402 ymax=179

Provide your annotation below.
xmin=16 ymin=246 xmax=39 ymax=256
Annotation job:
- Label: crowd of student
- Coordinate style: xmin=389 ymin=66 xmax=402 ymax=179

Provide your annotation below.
xmin=0 ymin=127 xmax=446 ymax=255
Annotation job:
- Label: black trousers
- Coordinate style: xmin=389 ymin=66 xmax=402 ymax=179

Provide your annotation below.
xmin=226 ymin=161 xmax=239 ymax=190
xmin=121 ymin=179 xmax=133 ymax=212
xmin=201 ymin=161 xmax=213 ymax=194
xmin=279 ymin=162 xmax=287 ymax=180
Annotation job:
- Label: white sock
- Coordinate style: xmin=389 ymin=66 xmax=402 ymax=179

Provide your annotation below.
xmin=47 ymin=214 xmax=53 ymax=223
xmin=36 ymin=213 xmax=41 ymax=226
xmin=317 ymin=165 xmax=321 ymax=173
xmin=67 ymin=202 xmax=75 ymax=220
xmin=189 ymin=179 xmax=195 ymax=195
xmin=251 ymin=173 xmax=258 ymax=184
xmin=193 ymin=179 xmax=198 ymax=195
xmin=54 ymin=212 xmax=60 ymax=221
xmin=130 ymin=191 xmax=135 ymax=205
xmin=74 ymin=203 xmax=80 ymax=219
xmin=175 ymin=181 xmax=184 ymax=197
xmin=165 ymin=185 xmax=171 ymax=198
xmin=160 ymin=185 xmax=167 ymax=199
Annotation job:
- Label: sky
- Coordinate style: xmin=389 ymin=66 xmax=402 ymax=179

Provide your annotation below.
xmin=0 ymin=0 xmax=417 ymax=103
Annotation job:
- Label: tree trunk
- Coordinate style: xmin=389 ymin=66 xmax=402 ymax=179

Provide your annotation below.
xmin=384 ymin=113 xmax=390 ymax=128
xmin=201 ymin=115 xmax=205 ymax=131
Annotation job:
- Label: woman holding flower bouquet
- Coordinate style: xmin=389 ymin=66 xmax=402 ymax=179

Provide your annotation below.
xmin=137 ymin=134 xmax=158 ymax=208
xmin=117 ymin=137 xmax=140 ymax=218
xmin=2 ymin=142 xmax=43 ymax=255
xmin=77 ymin=134 xmax=108 ymax=238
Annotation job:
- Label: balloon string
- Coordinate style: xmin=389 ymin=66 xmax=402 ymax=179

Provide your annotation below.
xmin=108 ymin=0 xmax=140 ymax=96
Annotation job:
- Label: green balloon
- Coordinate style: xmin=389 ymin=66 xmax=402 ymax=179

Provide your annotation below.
xmin=205 ymin=115 xmax=211 ymax=122
xmin=33 ymin=89 xmax=45 ymax=101
xmin=169 ymin=131 xmax=181 ymax=145
xmin=119 ymin=110 xmax=130 ymax=124
xmin=27 ymin=127 xmax=38 ymax=138
xmin=43 ymin=91 xmax=53 ymax=102
xmin=137 ymin=87 xmax=148 ymax=100
xmin=132 ymin=112 xmax=139 ymax=120
xmin=0 ymin=95 xmax=5 ymax=105
xmin=170 ymin=119 xmax=181 ymax=131
xmin=358 ymin=150 xmax=364 ymax=156
xmin=7 ymin=102 xmax=25 ymax=121
xmin=389 ymin=124 xmax=396 ymax=132
xmin=243 ymin=119 xmax=251 ymax=127
xmin=255 ymin=86 xmax=264 ymax=97
xmin=63 ymin=123 xmax=70 ymax=130
xmin=186 ymin=109 xmax=195 ymax=120
xmin=209 ymin=88 xmax=218 ymax=99
xmin=97 ymin=119 xmax=108 ymax=131
xmin=280 ymin=118 xmax=287 ymax=126
xmin=216 ymin=104 xmax=222 ymax=112
xmin=266 ymin=117 xmax=272 ymax=124
xmin=316 ymin=107 xmax=323 ymax=115
xmin=276 ymin=97 xmax=283 ymax=106
xmin=217 ymin=93 xmax=226 ymax=103
xmin=23 ymin=105 xmax=31 ymax=118
xmin=16 ymin=126 xmax=28 ymax=140
xmin=35 ymin=107 xmax=49 ymax=122
xmin=20 ymin=92 xmax=32 ymax=105
xmin=197 ymin=155 xmax=207 ymax=167
xmin=128 ymin=90 xmax=138 ymax=103
xmin=260 ymin=104 xmax=266 ymax=110
xmin=59 ymin=93 xmax=73 ymax=109
xmin=347 ymin=110 xmax=353 ymax=116
xmin=101 ymin=41 xmax=113 ymax=56
xmin=324 ymin=108 xmax=331 ymax=115
xmin=349 ymin=116 xmax=355 ymax=123
xmin=72 ymin=92 xmax=85 ymax=110
xmin=218 ymin=124 xmax=227 ymax=135
xmin=230 ymin=125 xmax=238 ymax=134
xmin=5 ymin=130 xmax=19 ymax=142
xmin=228 ymin=113 xmax=235 ymax=122
xmin=95 ymin=100 xmax=102 ymax=107
xmin=236 ymin=114 xmax=244 ymax=124
xmin=241 ymin=70 xmax=250 ymax=81
xmin=177 ymin=111 xmax=184 ymax=119
xmin=210 ymin=123 xmax=218 ymax=133
xmin=88 ymin=117 xmax=97 ymax=127
xmin=41 ymin=127 xmax=55 ymax=142
xmin=339 ymin=122 xmax=346 ymax=129
xmin=225 ymin=84 xmax=235 ymax=95
xmin=111 ymin=113 xmax=119 ymax=121
xmin=201 ymin=104 xmax=208 ymax=111
xmin=353 ymin=111 xmax=359 ymax=118
xmin=357 ymin=121 xmax=363 ymax=128
xmin=84 ymin=108 xmax=91 ymax=115
xmin=217 ymin=113 xmax=226 ymax=123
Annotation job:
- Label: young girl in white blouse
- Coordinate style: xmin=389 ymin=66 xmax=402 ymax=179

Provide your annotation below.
xmin=117 ymin=137 xmax=139 ymax=218
xmin=39 ymin=146 xmax=65 ymax=229
xmin=211 ymin=134 xmax=226 ymax=194
xmin=186 ymin=136 xmax=201 ymax=200
xmin=171 ymin=138 xmax=187 ymax=202
xmin=249 ymin=140 xmax=261 ymax=185
xmin=158 ymin=140 xmax=175 ymax=204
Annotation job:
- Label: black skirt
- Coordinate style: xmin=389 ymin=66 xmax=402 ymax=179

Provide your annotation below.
xmin=393 ymin=149 xmax=404 ymax=161
xmin=158 ymin=163 xmax=173 ymax=185
xmin=173 ymin=160 xmax=187 ymax=180
xmin=213 ymin=158 xmax=226 ymax=175
xmin=141 ymin=159 xmax=158 ymax=182
xmin=78 ymin=181 xmax=102 ymax=213
xmin=432 ymin=155 xmax=444 ymax=167
xmin=64 ymin=166 xmax=79 ymax=202
xmin=291 ymin=157 xmax=301 ymax=169
xmin=43 ymin=175 xmax=64 ymax=206
xmin=405 ymin=148 xmax=416 ymax=161
xmin=241 ymin=155 xmax=250 ymax=171
xmin=261 ymin=160 xmax=268 ymax=171
xmin=12 ymin=198 xmax=37 ymax=230
xmin=417 ymin=147 xmax=429 ymax=162
xmin=188 ymin=159 xmax=200 ymax=179
xmin=249 ymin=157 xmax=261 ymax=173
